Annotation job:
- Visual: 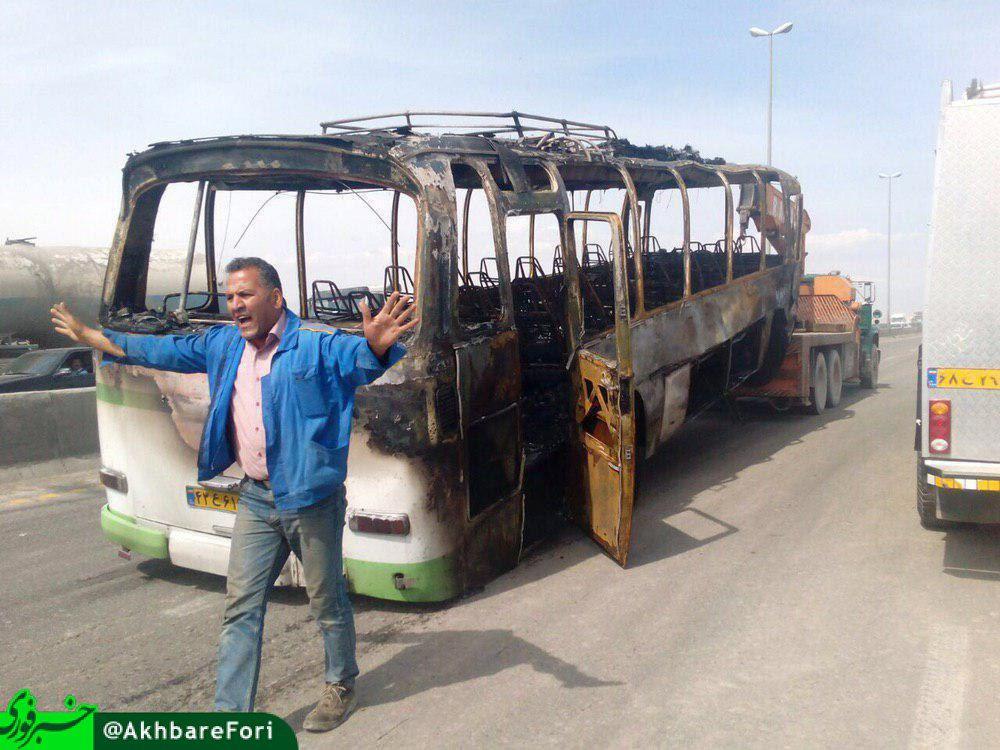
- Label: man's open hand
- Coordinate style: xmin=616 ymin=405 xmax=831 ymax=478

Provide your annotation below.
xmin=50 ymin=302 xmax=89 ymax=344
xmin=360 ymin=292 xmax=419 ymax=360
xmin=50 ymin=302 xmax=124 ymax=357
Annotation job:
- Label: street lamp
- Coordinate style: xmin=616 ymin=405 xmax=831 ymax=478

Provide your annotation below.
xmin=749 ymin=22 xmax=793 ymax=165
xmin=878 ymin=171 xmax=902 ymax=331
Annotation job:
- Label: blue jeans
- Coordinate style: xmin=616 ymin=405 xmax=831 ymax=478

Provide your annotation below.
xmin=214 ymin=478 xmax=358 ymax=711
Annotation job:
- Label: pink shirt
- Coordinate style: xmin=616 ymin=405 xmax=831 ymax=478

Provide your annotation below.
xmin=229 ymin=312 xmax=286 ymax=480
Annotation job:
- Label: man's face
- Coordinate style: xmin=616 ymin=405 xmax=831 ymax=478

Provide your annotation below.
xmin=225 ymin=268 xmax=284 ymax=342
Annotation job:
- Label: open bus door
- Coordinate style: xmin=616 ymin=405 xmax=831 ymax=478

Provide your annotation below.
xmin=565 ymin=212 xmax=638 ymax=566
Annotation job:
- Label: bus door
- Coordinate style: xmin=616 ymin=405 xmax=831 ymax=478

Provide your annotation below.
xmin=564 ymin=211 xmax=638 ymax=566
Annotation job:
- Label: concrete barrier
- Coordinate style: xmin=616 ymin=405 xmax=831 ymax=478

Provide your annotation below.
xmin=0 ymin=387 xmax=99 ymax=481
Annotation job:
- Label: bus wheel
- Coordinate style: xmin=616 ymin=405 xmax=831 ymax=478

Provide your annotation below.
xmin=808 ymin=351 xmax=828 ymax=415
xmin=917 ymin=457 xmax=960 ymax=530
xmin=826 ymin=349 xmax=843 ymax=408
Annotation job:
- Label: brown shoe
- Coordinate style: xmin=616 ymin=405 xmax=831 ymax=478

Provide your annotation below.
xmin=303 ymin=682 xmax=357 ymax=732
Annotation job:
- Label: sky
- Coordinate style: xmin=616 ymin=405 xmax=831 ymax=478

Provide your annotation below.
xmin=2 ymin=0 xmax=997 ymax=316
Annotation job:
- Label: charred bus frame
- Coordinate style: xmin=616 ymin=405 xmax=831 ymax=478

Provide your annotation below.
xmin=97 ymin=112 xmax=807 ymax=602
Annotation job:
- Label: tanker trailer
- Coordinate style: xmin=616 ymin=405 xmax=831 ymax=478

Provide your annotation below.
xmin=0 ymin=242 xmax=199 ymax=350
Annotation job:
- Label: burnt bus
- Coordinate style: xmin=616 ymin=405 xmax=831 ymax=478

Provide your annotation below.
xmin=96 ymin=112 xmax=808 ymax=602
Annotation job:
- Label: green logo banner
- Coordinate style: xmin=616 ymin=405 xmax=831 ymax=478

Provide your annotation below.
xmin=1 ymin=691 xmax=297 ymax=750
xmin=0 ymin=690 xmax=96 ymax=749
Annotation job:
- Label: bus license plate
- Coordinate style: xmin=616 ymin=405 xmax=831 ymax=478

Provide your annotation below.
xmin=186 ymin=486 xmax=239 ymax=513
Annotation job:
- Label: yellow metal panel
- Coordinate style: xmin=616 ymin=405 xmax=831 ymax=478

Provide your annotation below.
xmin=572 ymin=349 xmax=636 ymax=566
xmin=811 ymin=275 xmax=854 ymax=302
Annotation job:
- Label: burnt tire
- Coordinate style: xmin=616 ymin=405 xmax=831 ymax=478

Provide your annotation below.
xmin=808 ymin=351 xmax=828 ymax=415
xmin=860 ymin=345 xmax=880 ymax=389
xmin=826 ymin=349 xmax=843 ymax=408
xmin=917 ymin=457 xmax=960 ymax=530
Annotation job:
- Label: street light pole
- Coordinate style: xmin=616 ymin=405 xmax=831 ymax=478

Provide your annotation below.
xmin=767 ymin=34 xmax=773 ymax=165
xmin=887 ymin=179 xmax=892 ymax=329
xmin=878 ymin=171 xmax=902 ymax=330
xmin=750 ymin=22 xmax=793 ymax=166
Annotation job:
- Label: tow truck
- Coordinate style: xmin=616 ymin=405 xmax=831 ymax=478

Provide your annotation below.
xmin=736 ymin=272 xmax=881 ymax=413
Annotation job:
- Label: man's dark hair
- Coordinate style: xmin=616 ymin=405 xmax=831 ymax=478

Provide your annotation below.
xmin=225 ymin=257 xmax=283 ymax=292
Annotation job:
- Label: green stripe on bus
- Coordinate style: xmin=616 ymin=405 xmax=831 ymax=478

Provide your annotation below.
xmin=98 ymin=504 xmax=459 ymax=601
xmin=101 ymin=504 xmax=169 ymax=559
xmin=96 ymin=382 xmax=170 ymax=412
xmin=344 ymin=555 xmax=461 ymax=603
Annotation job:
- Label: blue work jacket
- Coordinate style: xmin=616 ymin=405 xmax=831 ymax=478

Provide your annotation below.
xmin=103 ymin=309 xmax=405 ymax=510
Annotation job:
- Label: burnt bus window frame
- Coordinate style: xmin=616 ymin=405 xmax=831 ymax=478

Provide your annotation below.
xmin=563 ymin=208 xmax=618 ymax=344
xmin=302 ymin=186 xmax=423 ymax=325
xmin=452 ymin=160 xmax=514 ymax=333
xmin=486 ymin=159 xmax=557 ymax=193
xmin=640 ymin=168 xmax=737 ymax=313
xmin=504 ymin=209 xmax=571 ymax=374
xmin=109 ymin=173 xmax=428 ymax=339
xmin=451 ymin=158 xmax=521 ymax=333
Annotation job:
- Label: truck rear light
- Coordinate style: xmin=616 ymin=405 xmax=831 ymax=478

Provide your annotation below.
xmin=99 ymin=467 xmax=128 ymax=493
xmin=928 ymin=399 xmax=951 ymax=455
xmin=348 ymin=511 xmax=410 ymax=536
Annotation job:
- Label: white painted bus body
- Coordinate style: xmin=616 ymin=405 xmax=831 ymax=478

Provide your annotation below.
xmin=97 ymin=360 xmax=457 ymax=599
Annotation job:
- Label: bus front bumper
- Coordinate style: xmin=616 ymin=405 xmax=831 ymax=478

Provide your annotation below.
xmin=100 ymin=504 xmax=169 ymax=559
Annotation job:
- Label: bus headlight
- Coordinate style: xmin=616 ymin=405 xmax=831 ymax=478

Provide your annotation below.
xmin=348 ymin=511 xmax=410 ymax=536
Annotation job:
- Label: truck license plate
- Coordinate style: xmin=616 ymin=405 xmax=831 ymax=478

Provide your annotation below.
xmin=927 ymin=367 xmax=1000 ymax=390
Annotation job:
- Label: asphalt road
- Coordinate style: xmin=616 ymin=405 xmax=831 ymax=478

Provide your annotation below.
xmin=3 ymin=333 xmax=999 ymax=748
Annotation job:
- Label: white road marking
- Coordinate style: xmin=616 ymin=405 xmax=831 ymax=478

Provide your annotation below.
xmin=909 ymin=623 xmax=970 ymax=750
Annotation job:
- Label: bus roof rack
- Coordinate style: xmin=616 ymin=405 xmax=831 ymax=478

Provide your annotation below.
xmin=319 ymin=110 xmax=618 ymax=146
xmin=966 ymin=79 xmax=1000 ymax=100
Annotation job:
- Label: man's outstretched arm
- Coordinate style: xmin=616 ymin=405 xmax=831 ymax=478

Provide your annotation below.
xmin=50 ymin=302 xmax=210 ymax=374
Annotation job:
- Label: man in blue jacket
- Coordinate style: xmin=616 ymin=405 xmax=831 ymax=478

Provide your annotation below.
xmin=51 ymin=257 xmax=416 ymax=731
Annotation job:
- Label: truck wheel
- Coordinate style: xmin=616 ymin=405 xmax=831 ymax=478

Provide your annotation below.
xmin=809 ymin=351 xmax=828 ymax=415
xmin=860 ymin=346 xmax=880 ymax=389
xmin=826 ymin=349 xmax=843 ymax=408
xmin=917 ymin=457 xmax=960 ymax=530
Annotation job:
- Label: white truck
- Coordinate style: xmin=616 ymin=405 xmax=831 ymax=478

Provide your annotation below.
xmin=916 ymin=79 xmax=1000 ymax=528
